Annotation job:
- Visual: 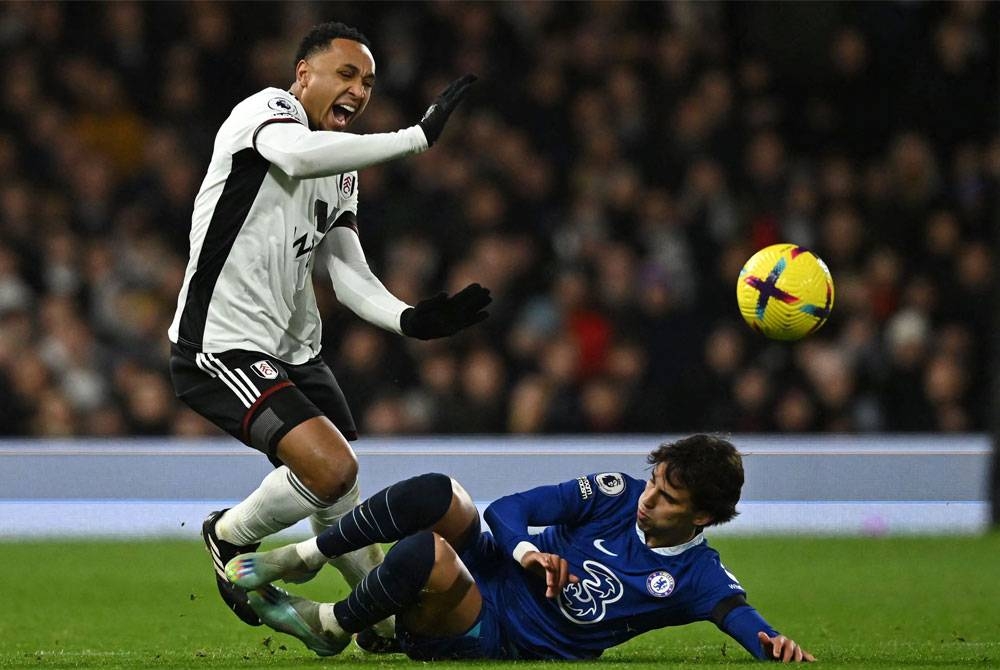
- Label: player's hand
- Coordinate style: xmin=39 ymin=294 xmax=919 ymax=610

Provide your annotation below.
xmin=400 ymin=283 xmax=491 ymax=340
xmin=417 ymin=74 xmax=477 ymax=146
xmin=757 ymin=632 xmax=815 ymax=662
xmin=520 ymin=551 xmax=579 ymax=599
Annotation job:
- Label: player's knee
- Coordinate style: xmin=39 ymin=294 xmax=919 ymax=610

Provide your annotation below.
xmin=385 ymin=530 xmax=438 ymax=588
xmin=392 ymin=472 xmax=453 ymax=520
xmin=448 ymin=478 xmax=478 ymax=521
xmin=425 ymin=476 xmax=480 ymax=549
xmin=294 ymin=450 xmax=358 ymax=503
xmin=430 ymin=531 xmax=458 ymax=563
xmin=312 ymin=458 xmax=359 ymax=503
xmin=275 ymin=416 xmax=360 ymax=502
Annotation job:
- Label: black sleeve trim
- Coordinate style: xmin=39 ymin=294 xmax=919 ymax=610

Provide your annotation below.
xmin=710 ymin=594 xmax=749 ymax=626
xmin=330 ymin=211 xmax=358 ymax=235
xmin=252 ymin=116 xmax=305 ymax=153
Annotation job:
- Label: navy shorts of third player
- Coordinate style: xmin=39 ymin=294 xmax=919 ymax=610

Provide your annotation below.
xmin=169 ymin=344 xmax=357 ymax=464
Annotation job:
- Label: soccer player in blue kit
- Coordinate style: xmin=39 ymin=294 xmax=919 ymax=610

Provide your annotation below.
xmin=226 ymin=434 xmax=814 ymax=662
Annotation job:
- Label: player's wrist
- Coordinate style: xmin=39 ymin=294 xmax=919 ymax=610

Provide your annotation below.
xmin=399 ymin=306 xmax=416 ymax=337
xmin=512 ymin=541 xmax=540 ymax=565
xmin=415 ymin=119 xmax=437 ymax=148
xmin=407 ymin=124 xmax=431 ymax=151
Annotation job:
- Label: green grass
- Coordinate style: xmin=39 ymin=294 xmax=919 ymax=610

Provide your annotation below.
xmin=1 ymin=535 xmax=998 ymax=669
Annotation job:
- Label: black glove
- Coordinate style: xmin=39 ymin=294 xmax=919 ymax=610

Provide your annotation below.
xmin=400 ymin=283 xmax=492 ymax=340
xmin=417 ymin=74 xmax=477 ymax=146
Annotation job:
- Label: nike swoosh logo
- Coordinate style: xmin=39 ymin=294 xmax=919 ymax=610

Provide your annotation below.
xmin=593 ymin=539 xmax=617 ymax=557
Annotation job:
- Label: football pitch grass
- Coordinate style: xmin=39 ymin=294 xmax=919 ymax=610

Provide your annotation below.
xmin=1 ymin=535 xmax=997 ymax=669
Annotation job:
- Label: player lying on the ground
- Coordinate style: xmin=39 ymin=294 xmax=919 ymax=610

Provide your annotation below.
xmin=226 ymin=434 xmax=814 ymax=662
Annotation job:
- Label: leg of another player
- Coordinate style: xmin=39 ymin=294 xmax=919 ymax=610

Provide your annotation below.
xmin=218 ymin=416 xmax=358 ymax=547
xmin=321 ymin=530 xmax=481 ymax=639
xmin=247 ymin=529 xmax=483 ymax=657
xmin=320 ymin=474 xmax=480 ymax=651
xmin=226 ymin=474 xmax=480 ymax=588
xmin=308 ymin=475 xmax=393 ymax=645
xmin=242 ymin=485 xmax=483 ymax=655
xmin=205 ymin=415 xmax=359 ymax=627
xmin=396 ymin=482 xmax=483 ymax=636
xmin=318 ymin=485 xmax=483 ymax=638
xmin=397 ymin=533 xmax=482 ymax=637
xmin=429 ymin=477 xmax=482 ymax=551
xmin=275 ymin=415 xmax=358 ymax=503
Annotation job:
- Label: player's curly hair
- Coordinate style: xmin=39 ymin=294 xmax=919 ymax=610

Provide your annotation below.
xmin=294 ymin=21 xmax=372 ymax=65
xmin=647 ymin=434 xmax=744 ymax=526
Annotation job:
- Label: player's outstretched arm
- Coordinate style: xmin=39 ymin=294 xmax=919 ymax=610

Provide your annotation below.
xmin=756 ymin=631 xmax=815 ymax=663
xmin=400 ymin=284 xmax=492 ymax=340
xmin=254 ymin=74 xmax=476 ymax=179
xmin=713 ymin=596 xmax=814 ymax=662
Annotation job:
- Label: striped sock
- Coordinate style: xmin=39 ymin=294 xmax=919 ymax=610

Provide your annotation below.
xmin=218 ymin=466 xmax=327 ymax=547
xmin=333 ymin=531 xmax=436 ymax=633
xmin=315 ymin=472 xmax=452 ymax=558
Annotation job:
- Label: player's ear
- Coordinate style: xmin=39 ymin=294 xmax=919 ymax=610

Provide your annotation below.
xmin=295 ymin=59 xmax=310 ymax=87
xmin=692 ymin=511 xmax=714 ymax=528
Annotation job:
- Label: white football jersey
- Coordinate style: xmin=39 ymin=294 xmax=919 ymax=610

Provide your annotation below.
xmin=169 ymin=88 xmax=367 ymax=364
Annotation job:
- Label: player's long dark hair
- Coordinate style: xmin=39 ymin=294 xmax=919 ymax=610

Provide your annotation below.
xmin=295 ymin=21 xmax=372 ymax=65
xmin=647 ymin=434 xmax=743 ymax=526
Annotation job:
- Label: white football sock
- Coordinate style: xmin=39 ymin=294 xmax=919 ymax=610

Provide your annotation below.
xmin=217 ymin=466 xmax=327 ymax=547
xmin=309 ymin=479 xmax=386 ymax=583
xmin=294 ymin=537 xmax=327 ymax=570
xmin=318 ymin=603 xmax=348 ymax=639
xmin=308 ymin=478 xmax=360 ymax=531
xmin=327 ymin=544 xmax=388 ymax=586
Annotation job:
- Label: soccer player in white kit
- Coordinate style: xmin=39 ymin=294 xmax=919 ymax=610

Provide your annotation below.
xmin=167 ymin=21 xmax=488 ymax=648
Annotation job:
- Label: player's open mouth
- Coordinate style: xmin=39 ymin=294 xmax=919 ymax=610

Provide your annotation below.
xmin=331 ymin=103 xmax=356 ymax=127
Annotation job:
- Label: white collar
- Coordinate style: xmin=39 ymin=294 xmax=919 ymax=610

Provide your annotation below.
xmin=635 ymin=524 xmax=707 ymax=555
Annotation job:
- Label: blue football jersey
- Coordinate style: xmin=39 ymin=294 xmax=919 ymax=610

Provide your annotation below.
xmin=479 ymin=472 xmax=749 ymax=660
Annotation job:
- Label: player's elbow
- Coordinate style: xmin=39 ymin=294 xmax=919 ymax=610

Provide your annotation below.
xmin=277 ymin=155 xmax=317 ymax=179
xmin=262 ymin=146 xmax=320 ymax=179
xmin=482 ymin=500 xmax=503 ymax=529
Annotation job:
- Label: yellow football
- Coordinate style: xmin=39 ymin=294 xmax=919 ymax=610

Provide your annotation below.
xmin=736 ymin=243 xmax=834 ymax=340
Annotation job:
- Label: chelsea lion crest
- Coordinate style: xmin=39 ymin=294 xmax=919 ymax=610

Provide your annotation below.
xmin=646 ymin=570 xmax=675 ymax=598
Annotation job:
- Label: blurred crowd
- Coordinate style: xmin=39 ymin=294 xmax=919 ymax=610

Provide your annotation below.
xmin=0 ymin=1 xmax=996 ymax=438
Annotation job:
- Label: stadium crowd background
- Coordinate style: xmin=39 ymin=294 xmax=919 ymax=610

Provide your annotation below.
xmin=0 ymin=1 xmax=996 ymax=439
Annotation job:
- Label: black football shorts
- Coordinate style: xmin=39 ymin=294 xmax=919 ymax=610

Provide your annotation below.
xmin=169 ymin=343 xmax=357 ymax=463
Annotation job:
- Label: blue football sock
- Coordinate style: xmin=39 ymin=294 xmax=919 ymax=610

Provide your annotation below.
xmin=316 ymin=472 xmax=452 ymax=558
xmin=333 ymin=530 xmax=437 ymax=633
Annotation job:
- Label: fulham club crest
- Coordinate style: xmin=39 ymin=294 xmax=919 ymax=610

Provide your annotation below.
xmin=251 ymin=360 xmax=279 ymax=379
xmin=340 ymin=174 xmax=356 ymax=197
